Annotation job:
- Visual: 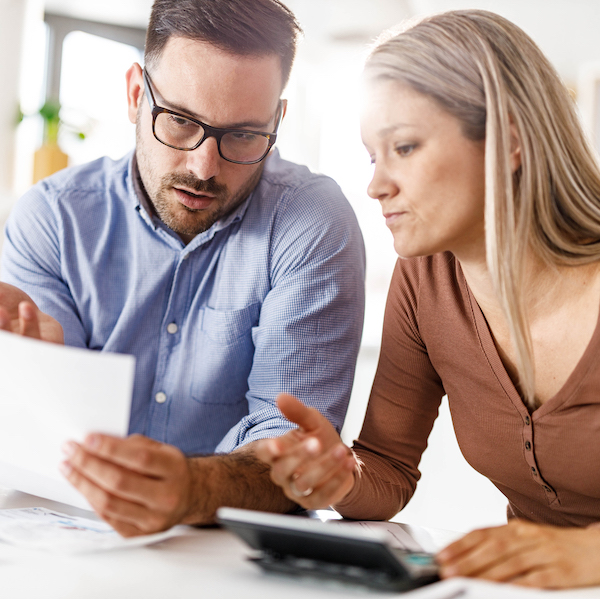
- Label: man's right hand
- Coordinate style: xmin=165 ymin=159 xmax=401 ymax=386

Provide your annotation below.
xmin=255 ymin=393 xmax=357 ymax=509
xmin=0 ymin=283 xmax=64 ymax=343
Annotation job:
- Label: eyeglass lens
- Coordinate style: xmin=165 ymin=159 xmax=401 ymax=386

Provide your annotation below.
xmin=154 ymin=113 xmax=271 ymax=163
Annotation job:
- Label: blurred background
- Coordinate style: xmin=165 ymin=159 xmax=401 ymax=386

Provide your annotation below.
xmin=1 ymin=0 xmax=600 ymax=534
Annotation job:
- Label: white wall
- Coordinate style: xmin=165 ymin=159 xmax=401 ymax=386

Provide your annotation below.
xmin=414 ymin=0 xmax=600 ymax=87
xmin=0 ymin=0 xmax=28 ymax=204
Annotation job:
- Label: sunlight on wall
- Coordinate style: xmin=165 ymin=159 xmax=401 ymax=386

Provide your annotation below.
xmin=279 ymin=41 xmax=398 ymax=349
xmin=59 ymin=31 xmax=140 ymax=165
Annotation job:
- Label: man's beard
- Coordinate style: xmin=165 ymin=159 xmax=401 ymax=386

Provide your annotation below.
xmin=150 ymin=167 xmax=264 ymax=237
xmin=136 ymin=109 xmax=264 ymax=239
xmin=152 ymin=172 xmax=229 ymax=237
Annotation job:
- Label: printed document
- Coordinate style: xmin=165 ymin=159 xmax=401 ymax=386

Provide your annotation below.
xmin=0 ymin=330 xmax=135 ymax=510
xmin=0 ymin=507 xmax=185 ymax=553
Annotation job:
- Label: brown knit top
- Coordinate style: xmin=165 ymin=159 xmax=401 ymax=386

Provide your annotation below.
xmin=335 ymin=252 xmax=600 ymax=527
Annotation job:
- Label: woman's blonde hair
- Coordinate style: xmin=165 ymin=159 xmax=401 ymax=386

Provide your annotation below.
xmin=365 ymin=10 xmax=600 ymax=408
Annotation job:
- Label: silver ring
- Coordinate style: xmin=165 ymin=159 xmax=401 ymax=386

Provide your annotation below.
xmin=289 ymin=479 xmax=313 ymax=498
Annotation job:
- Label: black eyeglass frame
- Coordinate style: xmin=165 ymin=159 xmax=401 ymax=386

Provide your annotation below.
xmin=142 ymin=68 xmax=283 ymax=165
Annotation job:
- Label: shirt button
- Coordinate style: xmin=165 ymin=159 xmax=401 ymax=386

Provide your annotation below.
xmin=167 ymin=323 xmax=178 ymax=334
xmin=525 ymin=416 xmax=531 ymax=425
xmin=543 ymin=486 xmax=552 ymax=492
xmin=531 ymin=466 xmax=537 ymax=475
xmin=182 ymin=253 xmax=190 ymax=260
xmin=155 ymin=392 xmax=167 ymax=404
xmin=525 ymin=441 xmax=531 ymax=451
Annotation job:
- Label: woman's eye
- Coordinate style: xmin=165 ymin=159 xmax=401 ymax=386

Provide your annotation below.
xmin=395 ymin=144 xmax=416 ymax=157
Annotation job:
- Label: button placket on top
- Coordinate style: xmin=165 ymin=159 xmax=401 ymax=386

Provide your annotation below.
xmin=147 ymin=251 xmax=189 ymax=441
xmin=463 ymin=273 xmax=560 ymax=507
xmin=522 ymin=415 xmax=558 ymax=503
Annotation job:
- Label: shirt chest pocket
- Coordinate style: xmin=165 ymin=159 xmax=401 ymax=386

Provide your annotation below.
xmin=190 ymin=303 xmax=260 ymax=404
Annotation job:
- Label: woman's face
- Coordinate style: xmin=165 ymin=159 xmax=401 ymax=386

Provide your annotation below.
xmin=361 ymin=80 xmax=486 ymax=261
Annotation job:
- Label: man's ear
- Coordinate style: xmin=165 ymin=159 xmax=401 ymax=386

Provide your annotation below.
xmin=125 ymin=63 xmax=144 ymax=125
xmin=280 ymin=98 xmax=288 ymax=121
xmin=509 ymin=118 xmax=521 ymax=173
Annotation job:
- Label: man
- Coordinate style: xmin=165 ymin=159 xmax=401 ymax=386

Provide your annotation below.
xmin=0 ymin=0 xmax=365 ymax=536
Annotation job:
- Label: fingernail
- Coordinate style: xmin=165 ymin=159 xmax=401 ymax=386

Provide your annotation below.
xmin=85 ymin=434 xmax=100 ymax=450
xmin=61 ymin=441 xmax=76 ymax=457
xmin=268 ymin=439 xmax=281 ymax=457
xmin=59 ymin=461 xmax=72 ymax=477
xmin=305 ymin=437 xmax=320 ymax=455
xmin=333 ymin=445 xmax=347 ymax=459
xmin=440 ymin=565 xmax=457 ymax=578
xmin=19 ymin=302 xmax=33 ymax=320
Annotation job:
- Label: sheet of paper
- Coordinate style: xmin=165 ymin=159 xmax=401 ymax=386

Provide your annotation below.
xmin=0 ymin=330 xmax=135 ymax=509
xmin=0 ymin=507 xmax=186 ymax=553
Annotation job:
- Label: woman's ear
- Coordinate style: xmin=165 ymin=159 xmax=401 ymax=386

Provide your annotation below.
xmin=509 ymin=119 xmax=522 ymax=173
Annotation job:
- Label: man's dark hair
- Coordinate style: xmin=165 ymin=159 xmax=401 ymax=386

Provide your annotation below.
xmin=145 ymin=0 xmax=303 ymax=89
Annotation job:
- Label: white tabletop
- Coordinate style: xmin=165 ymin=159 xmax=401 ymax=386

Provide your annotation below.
xmin=0 ymin=487 xmax=598 ymax=599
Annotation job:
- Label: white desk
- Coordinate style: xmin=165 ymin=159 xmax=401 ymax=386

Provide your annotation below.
xmin=0 ymin=487 xmax=598 ymax=599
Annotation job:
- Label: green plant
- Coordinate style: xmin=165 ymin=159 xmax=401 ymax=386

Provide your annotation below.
xmin=17 ymin=100 xmax=86 ymax=145
xmin=39 ymin=100 xmax=62 ymax=145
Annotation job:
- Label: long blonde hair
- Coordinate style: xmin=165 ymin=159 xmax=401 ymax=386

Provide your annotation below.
xmin=365 ymin=10 xmax=600 ymax=408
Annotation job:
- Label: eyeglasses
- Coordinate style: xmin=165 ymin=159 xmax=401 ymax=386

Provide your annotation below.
xmin=142 ymin=68 xmax=282 ymax=165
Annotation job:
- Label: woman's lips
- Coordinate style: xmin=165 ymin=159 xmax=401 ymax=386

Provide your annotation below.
xmin=174 ymin=187 xmax=216 ymax=210
xmin=383 ymin=211 xmax=406 ymax=227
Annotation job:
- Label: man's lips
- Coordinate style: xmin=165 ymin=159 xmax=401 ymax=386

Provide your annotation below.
xmin=173 ymin=187 xmax=216 ymax=210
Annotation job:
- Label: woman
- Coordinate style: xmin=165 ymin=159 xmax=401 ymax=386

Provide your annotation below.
xmin=256 ymin=9 xmax=600 ymax=589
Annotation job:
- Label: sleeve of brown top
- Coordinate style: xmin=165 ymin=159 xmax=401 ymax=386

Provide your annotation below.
xmin=334 ymin=257 xmax=445 ymax=520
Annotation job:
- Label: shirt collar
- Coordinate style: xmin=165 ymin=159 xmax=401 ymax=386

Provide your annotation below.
xmin=130 ymin=152 xmax=155 ymax=219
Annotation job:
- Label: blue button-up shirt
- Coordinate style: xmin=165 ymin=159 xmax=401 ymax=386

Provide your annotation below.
xmin=1 ymin=150 xmax=365 ymax=454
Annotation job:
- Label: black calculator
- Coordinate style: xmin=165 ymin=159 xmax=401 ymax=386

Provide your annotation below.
xmin=217 ymin=507 xmax=440 ymax=592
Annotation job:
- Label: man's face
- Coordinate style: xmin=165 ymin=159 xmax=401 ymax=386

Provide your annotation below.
xmin=127 ymin=37 xmax=284 ymax=243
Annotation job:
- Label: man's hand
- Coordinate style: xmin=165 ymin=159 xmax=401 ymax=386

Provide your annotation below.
xmin=61 ymin=433 xmax=296 ymax=537
xmin=0 ymin=282 xmax=63 ymax=343
xmin=254 ymin=393 xmax=356 ymax=509
xmin=437 ymin=519 xmax=600 ymax=588
xmin=61 ymin=434 xmax=195 ymax=537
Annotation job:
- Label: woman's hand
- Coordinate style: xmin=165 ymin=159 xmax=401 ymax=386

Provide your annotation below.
xmin=0 ymin=283 xmax=64 ymax=343
xmin=437 ymin=519 xmax=600 ymax=588
xmin=255 ymin=393 xmax=357 ymax=509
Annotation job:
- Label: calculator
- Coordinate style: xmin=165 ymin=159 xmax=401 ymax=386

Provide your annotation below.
xmin=217 ymin=507 xmax=440 ymax=592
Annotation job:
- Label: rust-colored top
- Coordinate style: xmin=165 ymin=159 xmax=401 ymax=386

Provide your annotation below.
xmin=336 ymin=252 xmax=600 ymax=526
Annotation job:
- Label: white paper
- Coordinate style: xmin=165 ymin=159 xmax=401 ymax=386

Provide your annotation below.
xmin=0 ymin=330 xmax=135 ymax=509
xmin=0 ymin=507 xmax=185 ymax=553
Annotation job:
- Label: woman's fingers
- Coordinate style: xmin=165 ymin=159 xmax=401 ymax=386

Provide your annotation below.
xmin=255 ymin=393 xmax=356 ymax=507
xmin=290 ymin=443 xmax=354 ymax=493
xmin=276 ymin=442 xmax=356 ymax=508
xmin=269 ymin=436 xmax=324 ymax=487
xmin=437 ymin=520 xmax=600 ymax=588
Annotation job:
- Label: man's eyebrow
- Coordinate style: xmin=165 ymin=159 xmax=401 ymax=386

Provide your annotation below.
xmin=157 ymin=93 xmax=274 ymax=130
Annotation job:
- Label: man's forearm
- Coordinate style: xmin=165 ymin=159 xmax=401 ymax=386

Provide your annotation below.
xmin=182 ymin=441 xmax=297 ymax=525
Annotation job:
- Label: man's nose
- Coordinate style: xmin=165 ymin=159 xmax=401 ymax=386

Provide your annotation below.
xmin=185 ymin=135 xmax=221 ymax=180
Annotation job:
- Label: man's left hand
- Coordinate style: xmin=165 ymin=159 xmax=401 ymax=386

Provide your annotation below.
xmin=0 ymin=282 xmax=64 ymax=343
xmin=61 ymin=434 xmax=195 ymax=537
xmin=437 ymin=519 xmax=600 ymax=588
